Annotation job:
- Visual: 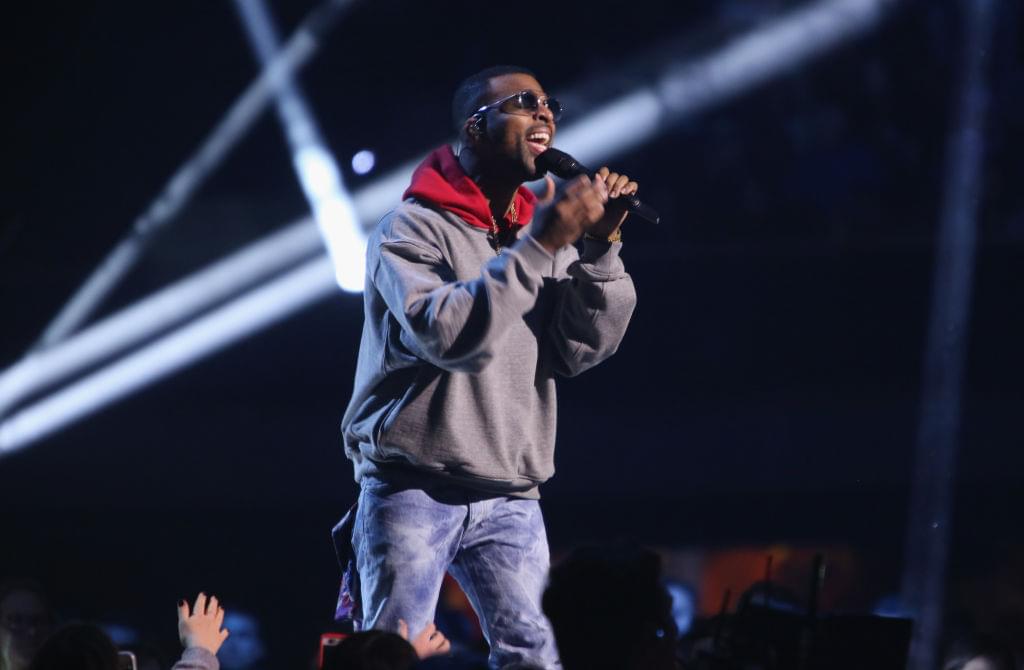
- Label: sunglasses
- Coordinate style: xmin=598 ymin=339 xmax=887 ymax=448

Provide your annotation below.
xmin=474 ymin=90 xmax=564 ymax=122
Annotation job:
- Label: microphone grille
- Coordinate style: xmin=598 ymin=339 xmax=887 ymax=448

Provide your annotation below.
xmin=536 ymin=148 xmax=578 ymax=178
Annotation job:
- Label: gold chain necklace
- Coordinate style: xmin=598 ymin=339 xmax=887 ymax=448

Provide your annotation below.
xmin=487 ymin=201 xmax=518 ymax=255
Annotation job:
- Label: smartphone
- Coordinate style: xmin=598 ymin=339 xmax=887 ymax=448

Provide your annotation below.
xmin=117 ymin=651 xmax=138 ymax=670
xmin=318 ymin=632 xmax=349 ymax=669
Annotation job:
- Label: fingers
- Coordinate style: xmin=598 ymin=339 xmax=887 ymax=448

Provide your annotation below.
xmin=193 ymin=593 xmax=207 ymax=617
xmin=563 ymin=174 xmax=592 ymax=197
xmin=178 ymin=593 xmax=230 ymax=656
xmin=568 ymin=173 xmax=606 ymax=203
xmin=562 ymin=176 xmax=606 ymax=219
xmin=428 ymin=628 xmax=449 ymax=654
xmin=417 ymin=622 xmax=437 ymax=642
xmin=594 ymin=167 xmax=638 ymax=199
xmin=185 ymin=593 xmax=226 ymax=621
xmin=538 ymin=173 xmax=617 ymax=250
xmin=409 ymin=622 xmax=450 ymax=658
xmin=609 ymin=174 xmax=629 ymax=198
xmin=538 ymin=175 xmax=556 ymax=205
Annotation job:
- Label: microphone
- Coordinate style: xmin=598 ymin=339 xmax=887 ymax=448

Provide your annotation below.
xmin=535 ymin=148 xmax=660 ymax=225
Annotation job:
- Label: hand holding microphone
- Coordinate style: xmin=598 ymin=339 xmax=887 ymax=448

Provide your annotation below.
xmin=532 ymin=174 xmax=610 ymax=253
xmin=531 ymin=148 xmax=658 ymax=253
xmin=536 ymin=148 xmax=660 ymax=225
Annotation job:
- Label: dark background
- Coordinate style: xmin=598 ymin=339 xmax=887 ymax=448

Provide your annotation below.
xmin=2 ymin=0 xmax=1022 ymax=666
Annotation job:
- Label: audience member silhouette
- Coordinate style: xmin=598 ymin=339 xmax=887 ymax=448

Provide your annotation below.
xmin=323 ymin=630 xmax=418 ymax=670
xmin=542 ymin=545 xmax=678 ymax=670
xmin=0 ymin=580 xmax=54 ymax=670
xmin=324 ymin=619 xmax=451 ymax=670
xmin=24 ymin=593 xmax=229 ymax=670
xmin=27 ymin=622 xmax=118 ymax=670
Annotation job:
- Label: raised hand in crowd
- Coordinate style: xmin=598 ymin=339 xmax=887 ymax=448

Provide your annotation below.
xmin=172 ymin=593 xmax=230 ymax=670
xmin=398 ymin=619 xmax=451 ymax=659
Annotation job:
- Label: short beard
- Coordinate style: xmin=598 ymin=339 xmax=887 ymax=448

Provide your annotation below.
xmin=482 ymin=151 xmax=533 ymax=186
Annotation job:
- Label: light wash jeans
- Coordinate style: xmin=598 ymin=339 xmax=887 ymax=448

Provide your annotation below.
xmin=352 ymin=474 xmax=561 ymax=670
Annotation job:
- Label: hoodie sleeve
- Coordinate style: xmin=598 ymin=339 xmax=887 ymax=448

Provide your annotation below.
xmin=370 ymin=213 xmax=555 ymax=373
xmin=546 ymin=237 xmax=637 ymax=377
xmin=171 ymin=648 xmax=219 ymax=670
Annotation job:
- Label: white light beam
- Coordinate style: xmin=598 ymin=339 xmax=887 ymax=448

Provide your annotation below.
xmin=0 ymin=0 xmax=899 ymax=453
xmin=0 ymin=257 xmax=339 ymax=455
xmin=235 ymin=0 xmax=366 ymax=292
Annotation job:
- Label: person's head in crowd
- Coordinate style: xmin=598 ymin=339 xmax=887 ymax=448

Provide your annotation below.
xmin=322 ymin=630 xmax=419 ymax=670
xmin=412 ymin=649 xmax=489 ymax=669
xmin=942 ymin=632 xmax=1016 ymax=670
xmin=26 ymin=622 xmax=118 ymax=670
xmin=0 ymin=580 xmax=54 ymax=670
xmin=542 ymin=544 xmax=677 ymax=670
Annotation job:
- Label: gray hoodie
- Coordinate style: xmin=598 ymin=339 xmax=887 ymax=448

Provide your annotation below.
xmin=341 ymin=199 xmax=636 ymax=498
xmin=172 ymin=648 xmax=219 ymax=670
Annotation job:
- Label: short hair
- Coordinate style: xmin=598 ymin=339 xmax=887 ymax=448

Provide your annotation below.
xmin=0 ymin=578 xmax=55 ymax=628
xmin=322 ymin=630 xmax=418 ymax=670
xmin=451 ymin=65 xmax=537 ymax=133
xmin=29 ymin=622 xmax=120 ymax=670
xmin=542 ymin=545 xmax=675 ymax=670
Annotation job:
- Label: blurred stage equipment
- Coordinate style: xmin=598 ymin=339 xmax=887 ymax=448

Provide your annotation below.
xmin=1 ymin=0 xmax=901 ymax=453
xmin=683 ymin=555 xmax=912 ymax=669
xmin=900 ymin=1 xmax=996 ymax=669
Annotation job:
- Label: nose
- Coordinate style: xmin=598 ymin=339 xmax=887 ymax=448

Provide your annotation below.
xmin=534 ymin=103 xmax=553 ymax=126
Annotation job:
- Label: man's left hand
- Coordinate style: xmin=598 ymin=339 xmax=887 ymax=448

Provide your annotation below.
xmin=589 ymin=167 xmax=639 ymax=240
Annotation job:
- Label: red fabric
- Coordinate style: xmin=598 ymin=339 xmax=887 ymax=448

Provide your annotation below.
xmin=403 ymin=145 xmax=536 ymax=231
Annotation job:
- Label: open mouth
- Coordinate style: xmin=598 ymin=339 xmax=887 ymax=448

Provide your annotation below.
xmin=526 ymin=129 xmax=551 ymax=155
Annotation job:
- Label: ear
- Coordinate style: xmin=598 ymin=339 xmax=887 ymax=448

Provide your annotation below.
xmin=466 ymin=113 xmax=486 ymax=139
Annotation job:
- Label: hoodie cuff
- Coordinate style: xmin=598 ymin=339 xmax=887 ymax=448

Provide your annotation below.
xmin=174 ymin=647 xmax=219 ymax=670
xmin=580 ymin=237 xmax=625 ymax=273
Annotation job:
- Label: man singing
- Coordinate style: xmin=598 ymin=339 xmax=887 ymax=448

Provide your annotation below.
xmin=339 ymin=65 xmax=638 ymax=668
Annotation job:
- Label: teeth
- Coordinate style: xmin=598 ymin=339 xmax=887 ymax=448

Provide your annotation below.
xmin=527 ymin=132 xmax=550 ymax=144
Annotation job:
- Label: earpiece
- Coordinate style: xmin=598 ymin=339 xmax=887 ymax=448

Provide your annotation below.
xmin=469 ymin=113 xmax=486 ymax=137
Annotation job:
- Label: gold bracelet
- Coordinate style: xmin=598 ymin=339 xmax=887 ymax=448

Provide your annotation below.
xmin=585 ymin=229 xmax=622 ymax=243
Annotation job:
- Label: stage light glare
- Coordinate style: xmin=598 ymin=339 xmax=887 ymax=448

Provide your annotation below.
xmin=0 ymin=257 xmax=338 ymax=455
xmin=292 ymin=145 xmax=366 ymax=292
xmin=295 ymin=145 xmax=342 ymax=199
xmin=1 ymin=0 xmax=899 ymax=452
xmin=352 ymin=150 xmax=375 ymax=175
xmin=553 ymin=89 xmax=663 ymax=170
xmin=314 ymin=195 xmax=366 ymax=293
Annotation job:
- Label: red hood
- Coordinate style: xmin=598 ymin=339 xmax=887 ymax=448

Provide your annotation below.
xmin=403 ymin=145 xmax=536 ymax=231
